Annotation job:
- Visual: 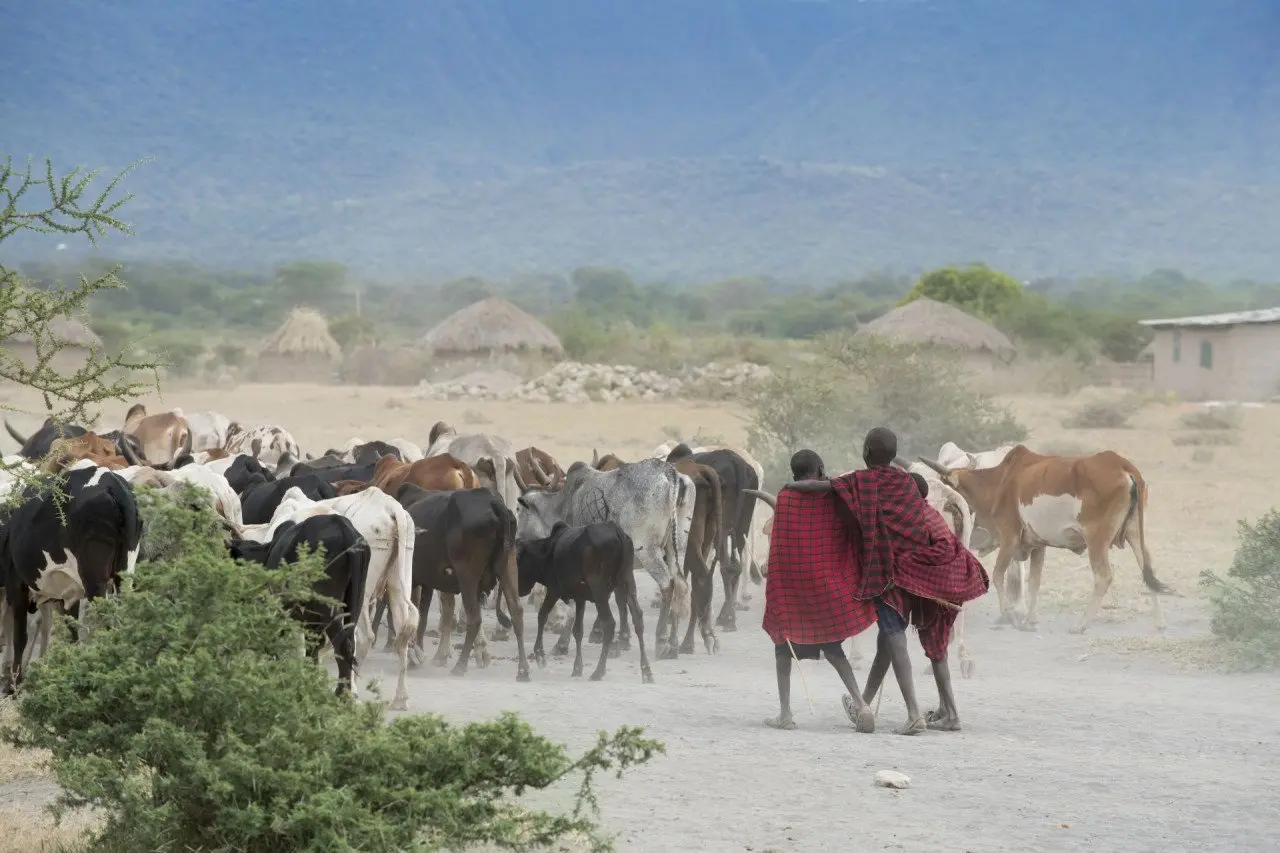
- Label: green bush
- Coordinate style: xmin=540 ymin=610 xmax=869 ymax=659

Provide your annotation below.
xmin=744 ymin=334 xmax=1026 ymax=486
xmin=1178 ymin=407 xmax=1243 ymax=431
xmin=1202 ymin=509 xmax=1280 ymax=669
xmin=3 ymin=500 xmax=660 ymax=853
xmin=1061 ymin=396 xmax=1142 ymax=429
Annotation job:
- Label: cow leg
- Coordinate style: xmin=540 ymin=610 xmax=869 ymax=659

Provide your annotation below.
xmin=433 ymin=593 xmax=456 ymax=666
xmin=1071 ymin=538 xmax=1115 ymax=635
xmin=612 ymin=588 xmax=631 ymax=653
xmin=533 ymin=589 xmax=557 ymax=669
xmin=325 ymin=605 xmax=356 ymax=698
xmin=570 ymin=598 xmax=587 ymax=678
xmin=450 ymin=585 xmax=483 ymax=677
xmin=386 ymin=581 xmax=420 ymax=712
xmin=409 ymin=587 xmax=434 ymax=669
xmin=373 ymin=593 xmax=395 ymax=651
xmin=499 ymin=554 xmax=530 ymax=682
xmin=954 ymin=609 xmax=974 ymax=679
xmin=590 ymin=592 xmax=616 ymax=681
xmin=654 ymin=583 xmax=677 ymax=660
xmin=988 ymin=546 xmax=1021 ymax=627
xmin=553 ymin=611 xmax=575 ymax=656
xmin=469 ymin=595 xmax=491 ymax=669
xmin=626 ymin=588 xmax=654 ymax=684
xmin=1020 ymin=548 xmax=1047 ymax=631
xmin=2 ymin=587 xmax=31 ymax=694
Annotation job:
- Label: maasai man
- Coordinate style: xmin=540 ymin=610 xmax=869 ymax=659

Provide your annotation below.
xmin=762 ymin=449 xmax=876 ymax=732
xmin=783 ymin=428 xmax=988 ymax=735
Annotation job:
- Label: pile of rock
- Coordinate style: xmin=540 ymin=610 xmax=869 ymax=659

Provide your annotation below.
xmin=412 ymin=361 xmax=771 ymax=403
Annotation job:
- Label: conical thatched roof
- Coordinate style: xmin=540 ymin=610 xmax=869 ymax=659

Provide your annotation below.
xmin=259 ymin=307 xmax=341 ymax=359
xmin=10 ymin=316 xmax=102 ymax=349
xmin=855 ymin=298 xmax=1016 ymax=361
xmin=421 ymin=297 xmax=564 ymax=356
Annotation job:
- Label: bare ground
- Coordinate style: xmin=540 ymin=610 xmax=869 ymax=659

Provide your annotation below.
xmin=1 ymin=385 xmax=1278 ymax=852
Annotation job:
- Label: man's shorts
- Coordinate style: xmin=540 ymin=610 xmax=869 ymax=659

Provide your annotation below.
xmin=774 ymin=641 xmax=847 ymax=661
xmin=875 ymin=597 xmax=909 ymax=636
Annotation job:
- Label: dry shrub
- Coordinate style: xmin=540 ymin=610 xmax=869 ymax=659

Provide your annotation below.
xmin=1172 ymin=431 xmax=1241 ymax=447
xmin=340 ymin=345 xmax=433 ymax=386
xmin=1191 ymin=448 xmax=1215 ymax=464
xmin=1062 ymin=395 xmax=1142 ymax=429
xmin=1178 ymin=407 xmax=1243 ymax=431
xmin=744 ymin=334 xmax=1026 ymax=487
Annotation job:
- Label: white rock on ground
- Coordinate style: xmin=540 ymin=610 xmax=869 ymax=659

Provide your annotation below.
xmin=873 ymin=770 xmax=912 ymax=790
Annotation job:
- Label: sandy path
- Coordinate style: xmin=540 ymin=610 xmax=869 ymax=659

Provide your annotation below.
xmin=355 ymin=580 xmax=1280 ymax=853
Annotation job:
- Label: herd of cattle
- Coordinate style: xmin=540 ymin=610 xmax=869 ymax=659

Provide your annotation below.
xmin=0 ymin=402 xmax=1173 ymax=711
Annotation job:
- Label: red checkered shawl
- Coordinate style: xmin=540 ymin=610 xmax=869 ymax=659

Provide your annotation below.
xmin=762 ymin=487 xmax=876 ymax=645
xmin=829 ymin=466 xmax=989 ymax=606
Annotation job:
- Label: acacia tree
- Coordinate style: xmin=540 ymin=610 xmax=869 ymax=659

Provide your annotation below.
xmin=1 ymin=155 xmax=159 ymax=426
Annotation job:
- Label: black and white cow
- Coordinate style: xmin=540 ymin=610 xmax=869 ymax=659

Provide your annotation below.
xmin=228 ymin=514 xmax=371 ymax=696
xmin=240 ymin=475 xmax=338 ymax=525
xmin=0 ymin=465 xmax=142 ymax=692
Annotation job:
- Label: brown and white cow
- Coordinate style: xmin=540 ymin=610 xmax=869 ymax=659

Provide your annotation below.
xmin=919 ymin=445 xmax=1174 ymax=634
xmin=515 ymin=447 xmax=565 ymax=490
xmin=123 ymin=404 xmax=193 ymax=468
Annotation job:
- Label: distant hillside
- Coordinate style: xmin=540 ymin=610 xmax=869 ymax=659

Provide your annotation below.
xmin=6 ymin=0 xmax=1279 ymax=280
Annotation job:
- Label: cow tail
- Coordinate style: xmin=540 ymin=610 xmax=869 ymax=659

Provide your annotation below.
xmin=704 ymin=466 xmax=729 ymax=579
xmin=1124 ymin=466 xmax=1172 ymax=594
xmin=494 ymin=507 xmax=517 ymax=630
xmin=486 ymin=503 xmax=516 ymax=620
xmin=345 ymin=529 xmax=372 ymax=652
xmin=670 ymin=474 xmax=690 ymax=622
xmin=104 ymin=474 xmax=140 ymax=581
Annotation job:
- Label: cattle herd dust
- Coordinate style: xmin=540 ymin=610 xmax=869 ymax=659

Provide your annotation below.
xmin=1 ymin=382 xmax=1278 ymax=853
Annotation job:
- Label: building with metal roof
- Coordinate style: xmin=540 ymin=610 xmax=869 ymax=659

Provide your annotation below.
xmin=1139 ymin=307 xmax=1280 ymax=401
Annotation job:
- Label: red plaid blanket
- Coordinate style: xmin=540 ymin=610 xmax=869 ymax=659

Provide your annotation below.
xmin=762 ymin=487 xmax=876 ymax=645
xmin=829 ymin=467 xmax=989 ymax=606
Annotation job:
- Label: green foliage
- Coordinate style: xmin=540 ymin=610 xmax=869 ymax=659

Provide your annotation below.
xmin=1202 ymin=510 xmax=1280 ymax=670
xmin=0 ymin=155 xmax=160 ymax=425
xmin=2 ymin=499 xmax=662 ymax=852
xmin=213 ymin=340 xmax=248 ymax=369
xmin=152 ymin=332 xmax=206 ymax=378
xmin=744 ymin=334 xmax=1027 ymax=486
xmin=275 ymin=261 xmax=348 ymax=310
xmin=1179 ymin=407 xmax=1243 ymax=431
xmin=327 ymin=312 xmax=376 ymax=350
xmin=905 ymin=264 xmax=1026 ymax=319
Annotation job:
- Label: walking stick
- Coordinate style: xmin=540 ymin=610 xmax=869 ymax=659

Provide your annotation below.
xmin=785 ymin=638 xmax=816 ymax=715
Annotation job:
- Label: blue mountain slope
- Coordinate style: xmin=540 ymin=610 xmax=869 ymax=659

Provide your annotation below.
xmin=4 ymin=0 xmax=1278 ymax=279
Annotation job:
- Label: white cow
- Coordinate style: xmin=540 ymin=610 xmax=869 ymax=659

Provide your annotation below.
xmin=237 ymin=487 xmax=419 ymax=710
xmin=225 ymin=423 xmax=302 ymax=473
xmin=341 ymin=436 xmax=424 ymax=463
xmin=185 ymin=410 xmax=233 ymax=452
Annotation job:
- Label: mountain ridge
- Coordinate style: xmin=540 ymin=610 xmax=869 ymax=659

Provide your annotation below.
xmin=5 ymin=0 xmax=1279 ymax=280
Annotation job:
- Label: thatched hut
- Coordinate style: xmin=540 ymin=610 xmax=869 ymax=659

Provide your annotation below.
xmin=254 ymin=307 xmax=341 ymax=383
xmin=855 ymin=298 xmax=1016 ymax=375
xmin=420 ymin=298 xmax=564 ymax=360
xmin=7 ymin=316 xmax=104 ymax=373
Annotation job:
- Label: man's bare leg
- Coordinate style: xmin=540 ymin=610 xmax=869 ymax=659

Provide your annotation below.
xmin=862 ymin=631 xmax=892 ymax=704
xmin=926 ymin=655 xmax=961 ymax=731
xmin=825 ymin=649 xmax=875 ymax=733
xmin=884 ymin=631 xmax=925 ymax=734
xmin=765 ymin=653 xmax=796 ymax=729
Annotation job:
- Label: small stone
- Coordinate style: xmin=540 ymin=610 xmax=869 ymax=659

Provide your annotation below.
xmin=873 ymin=770 xmax=911 ymax=789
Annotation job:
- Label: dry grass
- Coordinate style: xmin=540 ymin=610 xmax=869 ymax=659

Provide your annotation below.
xmin=1087 ymin=635 xmax=1232 ymax=672
xmin=1179 ymin=407 xmax=1244 ymax=431
xmin=0 ymin=702 xmax=49 ymax=784
xmin=0 ymin=702 xmax=98 ymax=853
xmin=1172 ymin=431 xmax=1242 ymax=447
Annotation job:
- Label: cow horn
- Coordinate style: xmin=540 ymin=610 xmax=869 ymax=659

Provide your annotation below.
xmin=512 ymin=461 xmax=529 ymax=493
xmin=893 ymin=456 xmax=913 ymax=470
xmin=4 ymin=419 xmax=28 ymax=446
xmin=530 ymin=452 xmax=548 ymax=485
xmin=743 ymin=488 xmax=777 ymax=509
xmin=917 ymin=456 xmax=951 ymax=476
xmin=118 ymin=435 xmax=142 ymax=466
xmin=591 ymin=448 xmax=599 ymax=468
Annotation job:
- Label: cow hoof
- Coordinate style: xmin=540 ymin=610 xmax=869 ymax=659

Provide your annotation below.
xmin=426 ymin=629 xmax=440 ymax=639
xmin=658 ymin=645 xmax=679 ymax=661
xmin=432 ymin=655 xmax=450 ymax=668
xmin=641 ymin=668 xmax=655 ymax=684
xmin=589 ymin=671 xmax=605 ymax=682
xmin=571 ymin=667 xmax=583 ymax=678
xmin=1068 ymin=625 xmax=1087 ymax=635
xmin=960 ymin=659 xmax=975 ymax=679
xmin=679 ymin=641 xmax=695 ymax=655
xmin=450 ymin=664 xmax=468 ymax=677
xmin=608 ymin=646 xmax=622 ymax=659
xmin=517 ymin=670 xmax=531 ymax=683
xmin=407 ymin=645 xmax=426 ymax=667
xmin=389 ymin=697 xmax=408 ymax=712
xmin=707 ymin=638 xmax=720 ymax=655
xmin=722 ymin=623 xmax=738 ymax=633
xmin=552 ymin=644 xmax=570 ymax=657
xmin=535 ymin=652 xmax=547 ymax=669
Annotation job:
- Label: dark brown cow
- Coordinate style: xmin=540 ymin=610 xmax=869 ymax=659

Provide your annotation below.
xmin=919 ymin=445 xmax=1174 ymax=634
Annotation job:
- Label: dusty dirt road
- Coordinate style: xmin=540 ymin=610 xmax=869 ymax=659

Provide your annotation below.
xmin=2 ymin=385 xmax=1279 ymax=851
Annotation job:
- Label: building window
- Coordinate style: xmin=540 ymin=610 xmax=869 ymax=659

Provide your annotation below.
xmin=1172 ymin=330 xmax=1181 ymax=362
xmin=1199 ymin=340 xmax=1213 ymax=370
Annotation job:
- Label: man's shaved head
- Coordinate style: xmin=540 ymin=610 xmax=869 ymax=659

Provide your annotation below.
xmin=862 ymin=427 xmax=897 ymax=468
xmin=790 ymin=449 xmax=825 ymax=480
